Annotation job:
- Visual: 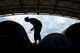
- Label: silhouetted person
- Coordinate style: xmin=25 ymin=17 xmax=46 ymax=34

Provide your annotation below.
xmin=25 ymin=17 xmax=42 ymax=45
xmin=0 ymin=21 xmax=32 ymax=48
xmin=64 ymin=23 xmax=80 ymax=52
xmin=37 ymin=33 xmax=73 ymax=52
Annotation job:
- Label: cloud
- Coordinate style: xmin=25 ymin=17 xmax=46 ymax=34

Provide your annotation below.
xmin=0 ymin=15 xmax=80 ymax=43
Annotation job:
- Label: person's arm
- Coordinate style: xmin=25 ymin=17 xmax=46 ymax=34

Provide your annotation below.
xmin=30 ymin=27 xmax=34 ymax=31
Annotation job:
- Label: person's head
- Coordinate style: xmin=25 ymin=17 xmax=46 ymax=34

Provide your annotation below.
xmin=25 ymin=17 xmax=30 ymax=22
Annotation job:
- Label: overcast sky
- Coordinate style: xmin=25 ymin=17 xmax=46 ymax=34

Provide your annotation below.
xmin=0 ymin=15 xmax=80 ymax=43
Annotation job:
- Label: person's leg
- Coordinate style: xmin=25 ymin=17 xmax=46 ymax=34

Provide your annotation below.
xmin=34 ymin=32 xmax=37 ymax=45
xmin=34 ymin=27 xmax=42 ymax=45
xmin=38 ymin=33 xmax=41 ymax=42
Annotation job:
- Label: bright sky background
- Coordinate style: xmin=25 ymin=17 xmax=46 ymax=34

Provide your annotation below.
xmin=0 ymin=15 xmax=80 ymax=43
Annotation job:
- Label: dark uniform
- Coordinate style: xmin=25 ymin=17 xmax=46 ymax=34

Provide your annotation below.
xmin=29 ymin=18 xmax=42 ymax=45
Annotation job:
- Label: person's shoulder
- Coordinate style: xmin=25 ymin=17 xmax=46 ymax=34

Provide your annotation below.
xmin=30 ymin=18 xmax=38 ymax=20
xmin=30 ymin=18 xmax=36 ymax=19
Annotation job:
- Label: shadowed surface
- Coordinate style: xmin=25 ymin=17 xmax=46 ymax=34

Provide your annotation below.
xmin=37 ymin=33 xmax=73 ymax=52
xmin=0 ymin=21 xmax=33 ymax=48
xmin=0 ymin=0 xmax=80 ymax=19
xmin=64 ymin=23 xmax=80 ymax=52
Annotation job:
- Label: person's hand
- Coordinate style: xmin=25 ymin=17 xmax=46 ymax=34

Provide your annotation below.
xmin=30 ymin=28 xmax=34 ymax=31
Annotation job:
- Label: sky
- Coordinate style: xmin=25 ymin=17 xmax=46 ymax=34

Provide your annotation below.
xmin=0 ymin=15 xmax=80 ymax=43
